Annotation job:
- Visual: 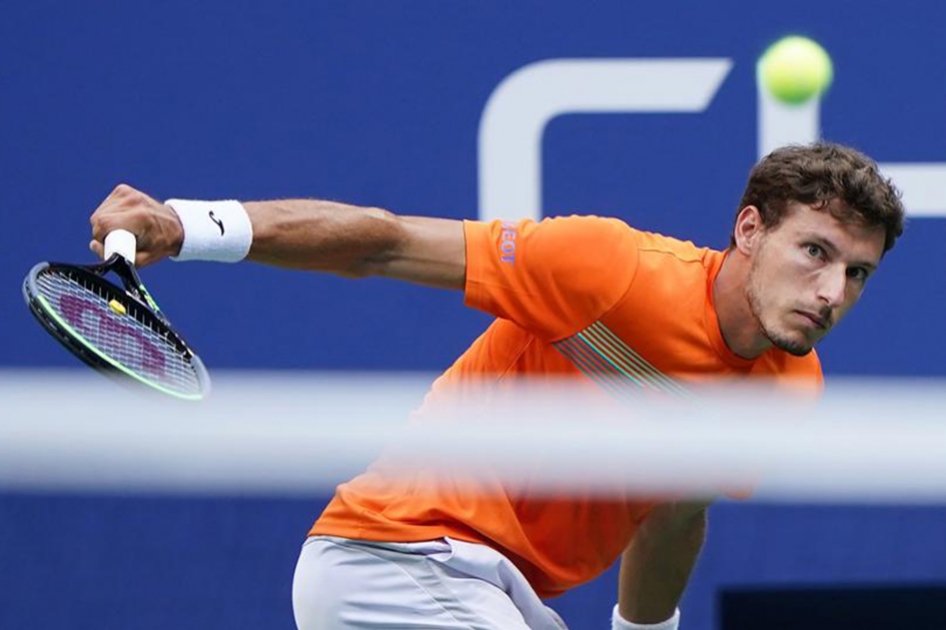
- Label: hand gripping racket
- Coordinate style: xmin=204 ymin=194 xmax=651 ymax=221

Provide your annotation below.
xmin=23 ymin=230 xmax=211 ymax=400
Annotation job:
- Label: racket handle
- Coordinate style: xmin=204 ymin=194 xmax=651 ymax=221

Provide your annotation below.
xmin=104 ymin=229 xmax=138 ymax=264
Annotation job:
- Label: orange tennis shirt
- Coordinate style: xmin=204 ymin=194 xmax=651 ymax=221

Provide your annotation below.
xmin=313 ymin=215 xmax=822 ymax=598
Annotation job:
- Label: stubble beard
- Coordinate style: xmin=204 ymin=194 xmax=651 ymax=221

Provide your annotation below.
xmin=746 ymin=263 xmax=814 ymax=358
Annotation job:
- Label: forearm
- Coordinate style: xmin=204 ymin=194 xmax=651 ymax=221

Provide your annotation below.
xmin=243 ymin=199 xmax=402 ymax=276
xmin=618 ymin=503 xmax=707 ymax=624
xmin=243 ymin=199 xmax=466 ymax=288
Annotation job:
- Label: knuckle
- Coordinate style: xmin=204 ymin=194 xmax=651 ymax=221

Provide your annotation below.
xmin=112 ymin=184 xmax=146 ymax=208
xmin=120 ymin=192 xmax=144 ymax=209
xmin=97 ymin=214 xmax=121 ymax=233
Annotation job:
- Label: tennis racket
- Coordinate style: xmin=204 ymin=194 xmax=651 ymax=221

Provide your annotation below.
xmin=23 ymin=230 xmax=210 ymax=400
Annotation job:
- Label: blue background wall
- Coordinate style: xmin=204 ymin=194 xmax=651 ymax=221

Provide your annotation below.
xmin=2 ymin=1 xmax=945 ymax=628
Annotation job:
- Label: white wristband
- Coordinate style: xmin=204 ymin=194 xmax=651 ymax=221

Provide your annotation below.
xmin=166 ymin=199 xmax=253 ymax=262
xmin=612 ymin=605 xmax=680 ymax=630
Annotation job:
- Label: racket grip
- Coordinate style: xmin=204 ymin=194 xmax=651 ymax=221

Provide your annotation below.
xmin=104 ymin=230 xmax=138 ymax=263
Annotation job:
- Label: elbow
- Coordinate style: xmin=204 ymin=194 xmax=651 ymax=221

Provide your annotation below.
xmin=331 ymin=207 xmax=404 ymax=278
xmin=359 ymin=207 xmax=407 ymax=275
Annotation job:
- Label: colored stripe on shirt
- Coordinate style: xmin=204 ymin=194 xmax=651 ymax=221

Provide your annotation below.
xmin=555 ymin=321 xmax=690 ymax=398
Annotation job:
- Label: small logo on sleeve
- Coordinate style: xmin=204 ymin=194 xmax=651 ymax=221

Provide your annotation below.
xmin=500 ymin=222 xmax=516 ymax=263
xmin=208 ymin=211 xmax=225 ymax=236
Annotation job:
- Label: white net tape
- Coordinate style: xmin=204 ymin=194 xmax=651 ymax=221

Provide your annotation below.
xmin=1 ymin=371 xmax=944 ymax=502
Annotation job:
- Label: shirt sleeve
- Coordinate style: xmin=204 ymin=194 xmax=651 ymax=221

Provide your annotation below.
xmin=463 ymin=215 xmax=638 ymax=341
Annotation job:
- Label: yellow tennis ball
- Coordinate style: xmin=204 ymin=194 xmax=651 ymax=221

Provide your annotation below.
xmin=758 ymin=36 xmax=833 ymax=105
xmin=108 ymin=299 xmax=127 ymax=316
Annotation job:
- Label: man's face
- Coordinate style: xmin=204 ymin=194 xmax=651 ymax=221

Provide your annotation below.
xmin=745 ymin=201 xmax=886 ymax=356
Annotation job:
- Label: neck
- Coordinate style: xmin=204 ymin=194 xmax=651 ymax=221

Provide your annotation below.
xmin=713 ymin=250 xmax=771 ymax=360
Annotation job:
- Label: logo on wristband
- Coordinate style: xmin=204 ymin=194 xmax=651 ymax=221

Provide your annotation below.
xmin=208 ymin=211 xmax=225 ymax=236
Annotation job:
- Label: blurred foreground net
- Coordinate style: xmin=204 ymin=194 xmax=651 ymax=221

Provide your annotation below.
xmin=1 ymin=370 xmax=944 ymax=502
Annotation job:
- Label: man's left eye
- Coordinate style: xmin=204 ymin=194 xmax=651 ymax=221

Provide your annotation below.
xmin=805 ymin=244 xmax=823 ymax=258
xmin=847 ymin=267 xmax=869 ymax=281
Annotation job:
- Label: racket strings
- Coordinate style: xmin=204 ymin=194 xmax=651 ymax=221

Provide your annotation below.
xmin=35 ymin=269 xmax=203 ymax=397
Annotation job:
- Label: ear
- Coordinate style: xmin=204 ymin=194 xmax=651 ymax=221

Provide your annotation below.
xmin=732 ymin=206 xmax=764 ymax=255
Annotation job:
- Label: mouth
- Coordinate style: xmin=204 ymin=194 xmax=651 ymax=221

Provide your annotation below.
xmin=796 ymin=310 xmax=828 ymax=330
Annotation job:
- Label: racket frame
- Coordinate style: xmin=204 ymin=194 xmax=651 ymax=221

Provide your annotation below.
xmin=23 ymin=254 xmax=210 ymax=400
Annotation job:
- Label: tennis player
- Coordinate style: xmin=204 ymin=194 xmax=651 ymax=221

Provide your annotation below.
xmin=89 ymin=142 xmax=904 ymax=629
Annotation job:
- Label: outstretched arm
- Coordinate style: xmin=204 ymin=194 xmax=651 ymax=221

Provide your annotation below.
xmin=88 ymin=184 xmax=466 ymax=290
xmin=617 ymin=501 xmax=708 ymax=626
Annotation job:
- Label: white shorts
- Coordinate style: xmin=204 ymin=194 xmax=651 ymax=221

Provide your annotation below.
xmin=292 ymin=535 xmax=569 ymax=630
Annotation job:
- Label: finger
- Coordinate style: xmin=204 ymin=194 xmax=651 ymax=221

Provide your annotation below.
xmin=90 ymin=205 xmax=122 ymax=243
xmin=91 ymin=213 xmax=143 ymax=245
xmin=90 ymin=191 xmax=123 ymax=230
xmin=89 ymin=239 xmax=104 ymax=260
xmin=90 ymin=185 xmax=143 ymax=240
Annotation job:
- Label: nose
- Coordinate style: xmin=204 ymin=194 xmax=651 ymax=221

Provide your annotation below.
xmin=816 ymin=264 xmax=847 ymax=309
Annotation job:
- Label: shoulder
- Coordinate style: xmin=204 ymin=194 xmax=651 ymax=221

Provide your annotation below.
xmin=462 ymin=215 xmax=643 ymax=340
xmin=522 ymin=214 xmax=636 ymax=247
xmin=522 ymin=216 xmax=717 ymax=278
xmin=465 ymin=214 xmax=639 ymax=279
xmin=634 ymin=229 xmax=714 ymax=266
xmin=626 ymin=230 xmax=721 ymax=303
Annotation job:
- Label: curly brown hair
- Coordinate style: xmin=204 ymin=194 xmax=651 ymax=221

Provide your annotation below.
xmin=733 ymin=142 xmax=905 ymax=253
